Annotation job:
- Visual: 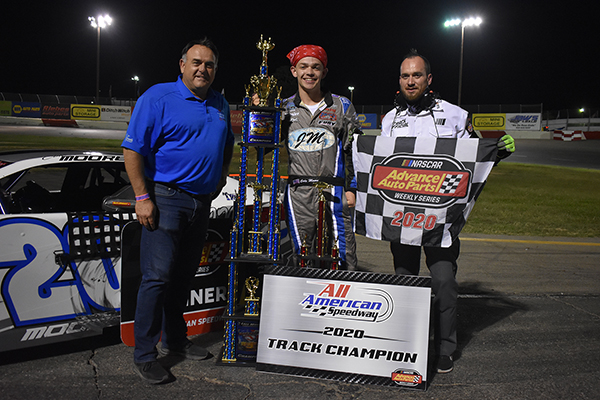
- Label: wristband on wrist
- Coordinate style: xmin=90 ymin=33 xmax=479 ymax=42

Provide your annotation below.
xmin=135 ymin=193 xmax=150 ymax=202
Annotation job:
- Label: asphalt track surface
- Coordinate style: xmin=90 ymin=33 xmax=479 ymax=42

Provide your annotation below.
xmin=1 ymin=125 xmax=599 ymax=399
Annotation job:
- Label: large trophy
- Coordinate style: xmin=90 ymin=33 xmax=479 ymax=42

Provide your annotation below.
xmin=219 ymin=35 xmax=284 ymax=365
xmin=298 ymin=182 xmax=342 ymax=270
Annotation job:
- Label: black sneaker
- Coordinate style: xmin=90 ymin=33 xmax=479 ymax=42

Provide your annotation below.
xmin=437 ymin=355 xmax=454 ymax=373
xmin=133 ymin=361 xmax=170 ymax=384
xmin=158 ymin=340 xmax=210 ymax=360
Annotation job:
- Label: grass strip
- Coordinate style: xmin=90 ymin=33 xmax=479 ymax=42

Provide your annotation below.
xmin=464 ymin=163 xmax=600 ymax=237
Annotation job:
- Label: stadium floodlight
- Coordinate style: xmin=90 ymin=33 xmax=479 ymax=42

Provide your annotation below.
xmin=462 ymin=17 xmax=482 ymax=27
xmin=348 ymin=86 xmax=355 ymax=103
xmin=132 ymin=75 xmax=140 ymax=99
xmin=89 ymin=14 xmax=113 ymax=103
xmin=88 ymin=15 xmax=112 ymax=29
xmin=444 ymin=16 xmax=483 ymax=106
xmin=444 ymin=18 xmax=462 ymax=28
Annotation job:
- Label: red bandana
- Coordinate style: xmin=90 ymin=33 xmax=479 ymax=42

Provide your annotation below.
xmin=286 ymin=45 xmax=328 ymax=68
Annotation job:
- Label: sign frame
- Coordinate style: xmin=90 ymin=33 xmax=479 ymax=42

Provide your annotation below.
xmin=256 ymin=266 xmax=431 ymax=391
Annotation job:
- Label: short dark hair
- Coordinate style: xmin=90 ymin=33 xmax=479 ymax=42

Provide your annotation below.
xmin=401 ymin=48 xmax=431 ymax=76
xmin=181 ymin=38 xmax=219 ymax=65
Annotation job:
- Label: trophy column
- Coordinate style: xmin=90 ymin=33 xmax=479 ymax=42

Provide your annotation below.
xmin=219 ymin=36 xmax=284 ymax=365
xmin=298 ymin=182 xmax=343 ymax=270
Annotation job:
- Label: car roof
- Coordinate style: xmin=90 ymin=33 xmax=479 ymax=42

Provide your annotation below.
xmin=0 ymin=150 xmax=125 ymax=179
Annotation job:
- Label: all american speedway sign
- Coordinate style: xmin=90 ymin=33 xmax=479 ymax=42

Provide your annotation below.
xmin=352 ymin=136 xmax=498 ymax=247
xmin=257 ymin=267 xmax=431 ymax=390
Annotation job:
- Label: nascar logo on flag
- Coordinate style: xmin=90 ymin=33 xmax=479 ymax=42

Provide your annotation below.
xmin=352 ymin=136 xmax=498 ymax=247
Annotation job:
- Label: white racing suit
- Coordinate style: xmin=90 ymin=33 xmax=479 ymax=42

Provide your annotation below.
xmin=381 ymin=98 xmax=473 ymax=358
xmin=381 ymin=98 xmax=472 ymax=139
xmin=282 ymin=91 xmax=361 ymax=270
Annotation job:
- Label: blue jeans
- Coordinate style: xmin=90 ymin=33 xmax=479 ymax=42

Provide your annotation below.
xmin=133 ymin=183 xmax=211 ymax=363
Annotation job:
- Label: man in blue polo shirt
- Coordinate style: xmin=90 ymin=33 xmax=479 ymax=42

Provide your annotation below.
xmin=122 ymin=38 xmax=234 ymax=384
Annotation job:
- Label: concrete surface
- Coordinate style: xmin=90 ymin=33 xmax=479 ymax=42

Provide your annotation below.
xmin=1 ymin=234 xmax=599 ymax=399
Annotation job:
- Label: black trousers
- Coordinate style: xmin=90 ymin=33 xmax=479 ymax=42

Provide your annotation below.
xmin=390 ymin=239 xmax=460 ymax=357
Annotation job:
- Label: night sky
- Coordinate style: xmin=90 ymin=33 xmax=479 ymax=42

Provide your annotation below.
xmin=1 ymin=0 xmax=597 ymax=111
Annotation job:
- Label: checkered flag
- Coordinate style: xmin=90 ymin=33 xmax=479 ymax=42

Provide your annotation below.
xmin=202 ymin=242 xmax=226 ymax=264
xmin=303 ymin=304 xmax=329 ymax=316
xmin=352 ymin=136 xmax=497 ymax=247
xmin=438 ymin=173 xmax=464 ymax=194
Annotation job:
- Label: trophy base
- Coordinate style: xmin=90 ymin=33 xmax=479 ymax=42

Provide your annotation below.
xmin=216 ymin=347 xmax=256 ymax=367
xmin=298 ymin=254 xmax=342 ymax=269
xmin=216 ymin=317 xmax=260 ymax=367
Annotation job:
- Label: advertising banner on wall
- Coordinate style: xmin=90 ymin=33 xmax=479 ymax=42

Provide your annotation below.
xmin=0 ymin=101 xmax=11 ymax=116
xmin=257 ymin=267 xmax=431 ymax=390
xmin=505 ymin=113 xmax=541 ymax=131
xmin=71 ymin=104 xmax=101 ymax=120
xmin=100 ymin=106 xmax=132 ymax=122
xmin=11 ymin=102 xmax=41 ymax=118
xmin=230 ymin=110 xmax=243 ymax=134
xmin=472 ymin=113 xmax=506 ymax=130
xmin=358 ymin=113 xmax=378 ymax=129
xmin=473 ymin=113 xmax=541 ymax=131
xmin=41 ymin=104 xmax=71 ymax=120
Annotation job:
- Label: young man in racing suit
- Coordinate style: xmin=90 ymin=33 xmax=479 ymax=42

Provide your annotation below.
xmin=381 ymin=49 xmax=515 ymax=374
xmin=282 ymin=44 xmax=362 ymax=270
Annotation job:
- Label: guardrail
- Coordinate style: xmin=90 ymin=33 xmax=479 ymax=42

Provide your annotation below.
xmin=544 ymin=118 xmax=600 ymax=132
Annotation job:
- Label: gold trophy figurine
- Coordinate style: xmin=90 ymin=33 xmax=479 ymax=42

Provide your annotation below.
xmin=250 ymin=35 xmax=278 ymax=107
xmin=244 ymin=276 xmax=260 ymax=316
xmin=257 ymin=35 xmax=275 ymax=69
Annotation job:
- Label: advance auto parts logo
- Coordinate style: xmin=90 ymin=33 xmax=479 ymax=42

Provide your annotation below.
xmin=392 ymin=368 xmax=423 ymax=388
xmin=300 ymin=282 xmax=393 ymax=323
xmin=371 ymin=153 xmax=471 ymax=208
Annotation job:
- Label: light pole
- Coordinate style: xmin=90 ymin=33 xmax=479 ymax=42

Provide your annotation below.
xmin=444 ymin=17 xmax=482 ymax=106
xmin=131 ymin=75 xmax=140 ymax=99
xmin=89 ymin=14 xmax=112 ymax=104
xmin=348 ymin=86 xmax=355 ymax=103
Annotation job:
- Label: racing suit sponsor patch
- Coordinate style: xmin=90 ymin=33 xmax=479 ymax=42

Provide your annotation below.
xmin=288 ymin=127 xmax=335 ymax=152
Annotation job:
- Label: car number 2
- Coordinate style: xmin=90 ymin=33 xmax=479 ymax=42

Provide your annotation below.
xmin=0 ymin=218 xmax=119 ymax=327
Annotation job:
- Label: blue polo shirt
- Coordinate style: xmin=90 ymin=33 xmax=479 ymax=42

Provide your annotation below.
xmin=122 ymin=76 xmax=234 ymax=195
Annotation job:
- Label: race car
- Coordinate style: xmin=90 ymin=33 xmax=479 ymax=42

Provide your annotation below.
xmin=0 ymin=150 xmax=277 ymax=351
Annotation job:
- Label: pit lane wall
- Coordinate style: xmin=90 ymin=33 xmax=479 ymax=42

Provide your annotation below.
xmin=0 ymin=101 xmax=132 ymax=129
xmin=2 ymin=104 xmax=598 ymax=140
xmin=0 ymin=101 xmax=239 ymax=132
xmin=469 ymin=112 xmax=599 ymax=140
xmin=361 ymin=111 xmax=598 ymax=140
